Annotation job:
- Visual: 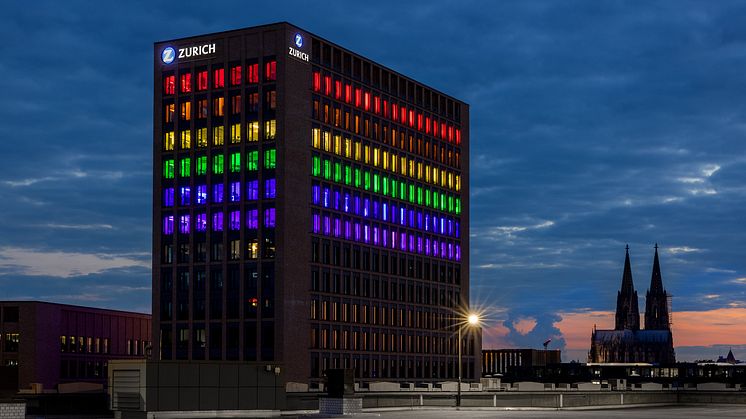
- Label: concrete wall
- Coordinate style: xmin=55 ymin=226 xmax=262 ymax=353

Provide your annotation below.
xmin=0 ymin=402 xmax=25 ymax=419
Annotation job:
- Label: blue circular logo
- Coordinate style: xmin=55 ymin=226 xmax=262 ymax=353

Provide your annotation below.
xmin=161 ymin=47 xmax=175 ymax=64
xmin=294 ymin=33 xmax=303 ymax=48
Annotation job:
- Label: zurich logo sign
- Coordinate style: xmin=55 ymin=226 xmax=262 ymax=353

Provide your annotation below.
xmin=161 ymin=47 xmax=175 ymax=64
xmin=294 ymin=33 xmax=303 ymax=48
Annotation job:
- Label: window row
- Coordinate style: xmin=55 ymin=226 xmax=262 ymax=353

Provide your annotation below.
xmin=164 ymin=90 xmax=275 ymax=123
xmin=162 ymin=235 xmax=275 ymax=264
xmin=312 ymin=212 xmax=461 ymax=262
xmin=312 ymin=155 xmax=462 ymax=215
xmin=159 ymin=321 xmax=275 ymax=361
xmin=163 ymin=208 xmax=276 ymax=235
xmin=310 ymin=328 xmax=473 ymax=356
xmin=312 ymin=185 xmax=460 ymax=239
xmin=59 ymin=335 xmax=112 ymax=354
xmin=163 ymin=61 xmax=276 ymax=95
xmin=310 ymin=300 xmax=457 ymax=328
xmin=310 ymin=352 xmax=476 ymax=380
xmin=163 ymin=179 xmax=276 ymax=207
xmin=162 ymin=150 xmax=275 ymax=178
xmin=313 ymin=128 xmax=460 ymax=191
xmin=163 ymin=120 xmax=276 ymax=150
xmin=313 ymin=71 xmax=461 ymax=145
xmin=3 ymin=333 xmax=19 ymax=352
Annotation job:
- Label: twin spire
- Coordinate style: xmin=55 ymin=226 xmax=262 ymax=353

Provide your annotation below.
xmin=615 ymin=244 xmax=670 ymax=331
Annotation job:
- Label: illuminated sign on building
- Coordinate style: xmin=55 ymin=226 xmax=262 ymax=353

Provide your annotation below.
xmin=289 ymin=33 xmax=309 ymax=62
xmin=161 ymin=43 xmax=217 ymax=64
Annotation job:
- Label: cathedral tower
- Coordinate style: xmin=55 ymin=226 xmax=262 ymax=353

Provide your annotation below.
xmin=644 ymin=244 xmax=671 ymax=330
xmin=615 ymin=245 xmax=641 ymax=330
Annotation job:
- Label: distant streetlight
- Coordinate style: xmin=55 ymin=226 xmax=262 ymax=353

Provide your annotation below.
xmin=458 ymin=312 xmax=480 ymax=407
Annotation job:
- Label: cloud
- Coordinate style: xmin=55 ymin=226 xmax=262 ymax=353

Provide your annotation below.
xmin=512 ymin=317 xmax=538 ymax=335
xmin=0 ymin=247 xmax=149 ymax=278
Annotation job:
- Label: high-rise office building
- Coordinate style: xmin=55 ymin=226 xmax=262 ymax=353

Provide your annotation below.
xmin=153 ymin=22 xmax=473 ymax=384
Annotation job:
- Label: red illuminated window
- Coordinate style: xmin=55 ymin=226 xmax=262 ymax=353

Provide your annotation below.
xmin=163 ymin=75 xmax=175 ymax=95
xmin=265 ymin=60 xmax=277 ymax=81
xmin=335 ymin=81 xmax=342 ymax=99
xmin=345 ymin=84 xmax=352 ymax=103
xmin=355 ymin=88 xmax=362 ymax=107
xmin=324 ymin=76 xmax=332 ymax=96
xmin=383 ymin=100 xmax=389 ymax=118
xmin=196 ymin=70 xmax=208 ymax=91
xmin=392 ymin=103 xmax=398 ymax=121
xmin=433 ymin=119 xmax=438 ymax=137
xmin=180 ymin=73 xmax=192 ymax=93
xmin=448 ymin=125 xmax=454 ymax=142
xmin=313 ymin=72 xmax=321 ymax=92
xmin=214 ymin=68 xmax=225 ymax=88
xmin=408 ymin=109 xmax=414 ymax=127
xmin=417 ymin=113 xmax=423 ymax=131
xmin=455 ymin=128 xmax=461 ymax=145
xmin=374 ymin=96 xmax=380 ymax=114
xmin=441 ymin=122 xmax=447 ymax=139
xmin=425 ymin=116 xmax=431 ymax=134
xmin=247 ymin=63 xmax=259 ymax=84
xmin=230 ymin=66 xmax=242 ymax=85
xmin=364 ymin=92 xmax=370 ymax=111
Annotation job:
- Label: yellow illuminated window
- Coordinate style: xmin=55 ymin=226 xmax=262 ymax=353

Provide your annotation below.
xmin=180 ymin=102 xmax=191 ymax=120
xmin=441 ymin=170 xmax=447 ymax=186
xmin=408 ymin=160 xmax=415 ymax=177
xmin=322 ymin=131 xmax=330 ymax=152
xmin=264 ymin=120 xmax=276 ymax=140
xmin=425 ymin=164 xmax=431 ymax=182
xmin=382 ymin=150 xmax=389 ymax=170
xmin=455 ymin=175 xmax=461 ymax=192
xmin=196 ymin=128 xmax=207 ymax=148
xmin=213 ymin=126 xmax=224 ymax=146
xmin=163 ymin=132 xmax=174 ymax=151
xmin=230 ymin=123 xmax=241 ymax=144
xmin=417 ymin=162 xmax=423 ymax=180
xmin=373 ymin=148 xmax=380 ymax=167
xmin=344 ymin=138 xmax=352 ymax=158
xmin=364 ymin=145 xmax=370 ymax=164
xmin=433 ymin=167 xmax=439 ymax=185
xmin=333 ymin=135 xmax=341 ymax=155
xmin=391 ymin=153 xmax=397 ymax=172
xmin=400 ymin=156 xmax=406 ymax=175
xmin=180 ymin=130 xmax=191 ymax=149
xmin=311 ymin=128 xmax=320 ymax=148
xmin=448 ymin=172 xmax=453 ymax=189
xmin=247 ymin=121 xmax=259 ymax=142
xmin=213 ymin=97 xmax=224 ymax=116
xmin=354 ymin=141 xmax=362 ymax=161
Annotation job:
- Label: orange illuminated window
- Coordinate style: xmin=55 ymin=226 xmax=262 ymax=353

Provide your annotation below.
xmin=180 ymin=102 xmax=191 ymax=120
xmin=247 ymin=63 xmax=259 ymax=83
xmin=180 ymin=73 xmax=192 ymax=93
xmin=213 ymin=97 xmax=224 ymax=116
xmin=164 ymin=103 xmax=175 ymax=123
xmin=230 ymin=66 xmax=241 ymax=85
xmin=265 ymin=60 xmax=276 ymax=81
xmin=197 ymin=99 xmax=207 ymax=118
xmin=213 ymin=68 xmax=224 ymax=88
xmin=163 ymin=75 xmax=175 ymax=95
xmin=197 ymin=70 xmax=208 ymax=91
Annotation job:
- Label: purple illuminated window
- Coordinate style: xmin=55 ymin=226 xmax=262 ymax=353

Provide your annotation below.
xmin=417 ymin=237 xmax=423 ymax=253
xmin=433 ymin=215 xmax=439 ymax=233
xmin=163 ymin=215 xmax=174 ymax=235
xmin=363 ymin=198 xmax=370 ymax=217
xmin=245 ymin=209 xmax=258 ymax=230
xmin=440 ymin=218 xmax=446 ymax=235
xmin=441 ymin=242 xmax=447 ymax=258
xmin=180 ymin=187 xmax=191 ymax=206
xmin=333 ymin=218 xmax=341 ymax=237
xmin=390 ymin=231 xmax=396 ymax=249
xmin=400 ymin=232 xmax=406 ymax=251
xmin=455 ymin=245 xmax=461 ymax=261
xmin=433 ymin=240 xmax=439 ymax=257
xmin=372 ymin=201 xmax=379 ymax=218
xmin=264 ymin=179 xmax=276 ymax=199
xmin=196 ymin=213 xmax=207 ymax=232
xmin=354 ymin=222 xmax=361 ymax=241
xmin=164 ymin=188 xmax=174 ymax=207
xmin=323 ymin=187 xmax=330 ymax=208
xmin=364 ymin=225 xmax=370 ymax=243
xmin=312 ymin=185 xmax=321 ymax=205
xmin=344 ymin=220 xmax=351 ymax=240
xmin=323 ymin=215 xmax=330 ymax=235
xmin=391 ymin=205 xmax=397 ymax=223
xmin=373 ymin=226 xmax=380 ymax=245
xmin=247 ymin=180 xmax=259 ymax=201
xmin=448 ymin=243 xmax=453 ymax=259
xmin=213 ymin=184 xmax=224 ymax=203
xmin=400 ymin=208 xmax=406 ymax=226
xmin=382 ymin=228 xmax=388 ymax=247
xmin=228 ymin=182 xmax=240 ymax=202
xmin=409 ymin=210 xmax=415 ymax=227
xmin=455 ymin=221 xmax=460 ymax=238
xmin=344 ymin=194 xmax=350 ymax=213
xmin=179 ymin=215 xmax=190 ymax=234
xmin=312 ymin=213 xmax=321 ymax=233
xmin=425 ymin=238 xmax=431 ymax=255
xmin=229 ymin=210 xmax=240 ymax=230
xmin=212 ymin=212 xmax=223 ymax=231
xmin=196 ymin=185 xmax=207 ymax=204
xmin=409 ymin=234 xmax=415 ymax=252
xmin=424 ymin=214 xmax=430 ymax=231
xmin=264 ymin=207 xmax=276 ymax=228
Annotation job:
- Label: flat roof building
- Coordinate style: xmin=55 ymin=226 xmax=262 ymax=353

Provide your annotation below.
xmin=153 ymin=22 xmax=474 ymax=384
xmin=0 ymin=301 xmax=150 ymax=394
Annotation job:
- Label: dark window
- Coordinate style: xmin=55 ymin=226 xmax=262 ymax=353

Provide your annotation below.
xmin=3 ymin=306 xmax=19 ymax=322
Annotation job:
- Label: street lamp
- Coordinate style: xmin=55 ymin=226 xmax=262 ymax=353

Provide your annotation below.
xmin=457 ymin=312 xmax=480 ymax=407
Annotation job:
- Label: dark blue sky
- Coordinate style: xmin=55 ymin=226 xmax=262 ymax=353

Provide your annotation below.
xmin=1 ymin=1 xmax=745 ymax=361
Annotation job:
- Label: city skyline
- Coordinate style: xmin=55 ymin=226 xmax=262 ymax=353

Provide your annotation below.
xmin=1 ymin=1 xmax=745 ymax=363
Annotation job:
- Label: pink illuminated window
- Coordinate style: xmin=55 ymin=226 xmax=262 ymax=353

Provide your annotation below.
xmin=383 ymin=100 xmax=389 ymax=118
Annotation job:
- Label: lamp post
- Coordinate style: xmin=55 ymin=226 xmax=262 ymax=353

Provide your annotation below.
xmin=457 ymin=313 xmax=480 ymax=407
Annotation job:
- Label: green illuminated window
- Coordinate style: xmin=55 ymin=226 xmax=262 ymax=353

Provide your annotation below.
xmin=180 ymin=158 xmax=191 ymax=177
xmin=196 ymin=156 xmax=207 ymax=175
xmin=344 ymin=165 xmax=352 ymax=185
xmin=163 ymin=159 xmax=174 ymax=179
xmin=400 ymin=182 xmax=406 ymax=200
xmin=417 ymin=187 xmax=423 ymax=205
xmin=441 ymin=194 xmax=447 ymax=211
xmin=433 ymin=191 xmax=440 ymax=210
xmin=213 ymin=155 xmax=224 ymax=174
xmin=425 ymin=189 xmax=431 ymax=206
xmin=373 ymin=174 xmax=380 ymax=193
xmin=323 ymin=159 xmax=331 ymax=180
xmin=312 ymin=156 xmax=321 ymax=176
xmin=264 ymin=149 xmax=276 ymax=169
xmin=363 ymin=171 xmax=371 ymax=190
xmin=354 ymin=168 xmax=362 ymax=188
xmin=391 ymin=179 xmax=397 ymax=198
xmin=409 ymin=184 xmax=415 ymax=203
xmin=455 ymin=198 xmax=461 ymax=215
xmin=382 ymin=176 xmax=389 ymax=195
xmin=247 ymin=151 xmax=259 ymax=171
xmin=448 ymin=196 xmax=454 ymax=213
xmin=334 ymin=162 xmax=342 ymax=183
xmin=230 ymin=153 xmax=241 ymax=173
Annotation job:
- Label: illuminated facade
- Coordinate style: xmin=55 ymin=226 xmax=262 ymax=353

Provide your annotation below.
xmin=153 ymin=22 xmax=473 ymax=383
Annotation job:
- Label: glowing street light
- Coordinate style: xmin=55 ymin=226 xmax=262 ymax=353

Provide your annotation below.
xmin=458 ymin=312 xmax=480 ymax=408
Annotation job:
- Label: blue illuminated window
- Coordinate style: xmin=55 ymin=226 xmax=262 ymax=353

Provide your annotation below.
xmin=322 ymin=187 xmax=330 ymax=208
xmin=229 ymin=211 xmax=240 ymax=230
xmin=196 ymin=185 xmax=207 ymax=204
xmin=180 ymin=186 xmax=191 ymax=206
xmin=179 ymin=215 xmax=190 ymax=234
xmin=312 ymin=185 xmax=320 ymax=205
xmin=163 ymin=216 xmax=174 ymax=235
xmin=196 ymin=213 xmax=207 ymax=232
xmin=247 ymin=181 xmax=259 ymax=201
xmin=263 ymin=208 xmax=275 ymax=228
xmin=246 ymin=209 xmax=258 ymax=229
xmin=164 ymin=188 xmax=174 ymax=207
xmin=264 ymin=179 xmax=276 ymax=199
xmin=213 ymin=184 xmax=224 ymax=203
xmin=230 ymin=181 xmax=241 ymax=202
xmin=312 ymin=213 xmax=320 ymax=233
xmin=212 ymin=212 xmax=223 ymax=231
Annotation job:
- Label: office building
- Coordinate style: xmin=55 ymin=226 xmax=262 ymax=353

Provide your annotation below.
xmin=0 ymin=301 xmax=150 ymax=393
xmin=481 ymin=349 xmax=561 ymax=377
xmin=153 ymin=22 xmax=473 ymax=384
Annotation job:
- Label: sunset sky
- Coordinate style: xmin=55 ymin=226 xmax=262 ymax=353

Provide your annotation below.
xmin=1 ymin=1 xmax=745 ymax=361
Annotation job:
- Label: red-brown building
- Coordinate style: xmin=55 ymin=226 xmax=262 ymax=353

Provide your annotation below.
xmin=0 ymin=301 xmax=150 ymax=393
